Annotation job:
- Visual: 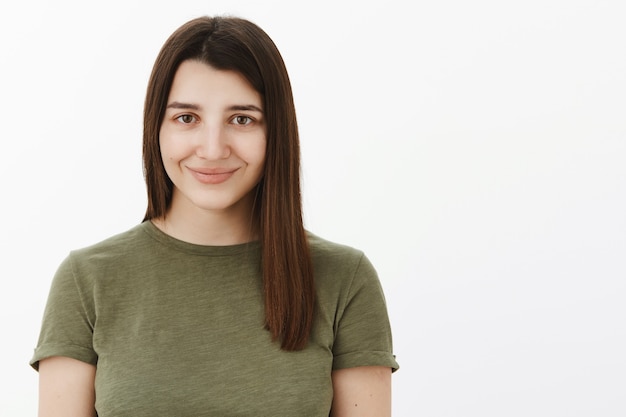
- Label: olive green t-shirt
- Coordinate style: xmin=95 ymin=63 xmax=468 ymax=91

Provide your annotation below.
xmin=31 ymin=221 xmax=398 ymax=416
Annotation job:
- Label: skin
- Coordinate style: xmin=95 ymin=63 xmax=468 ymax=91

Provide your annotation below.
xmin=331 ymin=366 xmax=393 ymax=417
xmin=38 ymin=60 xmax=392 ymax=416
xmin=155 ymin=59 xmax=267 ymax=245
xmin=38 ymin=357 xmax=96 ymax=417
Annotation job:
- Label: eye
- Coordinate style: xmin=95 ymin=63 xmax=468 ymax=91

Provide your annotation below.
xmin=232 ymin=115 xmax=253 ymax=126
xmin=176 ymin=114 xmax=197 ymax=124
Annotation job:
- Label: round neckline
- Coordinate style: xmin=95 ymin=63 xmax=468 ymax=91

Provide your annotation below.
xmin=140 ymin=220 xmax=261 ymax=256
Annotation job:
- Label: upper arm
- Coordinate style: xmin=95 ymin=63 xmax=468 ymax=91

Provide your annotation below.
xmin=331 ymin=366 xmax=392 ymax=417
xmin=38 ymin=356 xmax=96 ymax=417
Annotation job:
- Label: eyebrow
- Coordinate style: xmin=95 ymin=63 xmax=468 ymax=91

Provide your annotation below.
xmin=166 ymin=101 xmax=263 ymax=113
xmin=166 ymin=101 xmax=200 ymax=110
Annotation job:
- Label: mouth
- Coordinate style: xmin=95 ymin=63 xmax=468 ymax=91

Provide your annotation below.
xmin=187 ymin=167 xmax=239 ymax=185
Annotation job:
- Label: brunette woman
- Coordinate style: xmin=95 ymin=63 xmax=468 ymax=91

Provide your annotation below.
xmin=31 ymin=16 xmax=398 ymax=417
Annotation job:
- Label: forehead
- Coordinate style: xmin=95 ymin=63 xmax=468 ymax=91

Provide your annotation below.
xmin=168 ymin=60 xmax=262 ymax=107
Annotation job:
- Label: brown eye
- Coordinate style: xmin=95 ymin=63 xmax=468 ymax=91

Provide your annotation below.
xmin=233 ymin=115 xmax=252 ymax=125
xmin=176 ymin=114 xmax=196 ymax=124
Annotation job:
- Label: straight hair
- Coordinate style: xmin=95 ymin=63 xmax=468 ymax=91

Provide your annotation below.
xmin=142 ymin=16 xmax=315 ymax=350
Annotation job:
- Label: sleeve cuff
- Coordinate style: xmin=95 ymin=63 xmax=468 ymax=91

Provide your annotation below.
xmin=333 ymin=351 xmax=399 ymax=373
xmin=30 ymin=344 xmax=98 ymax=371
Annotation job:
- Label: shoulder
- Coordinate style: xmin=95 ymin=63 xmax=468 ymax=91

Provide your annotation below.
xmin=45 ymin=223 xmax=153 ymax=299
xmin=67 ymin=222 xmax=151 ymax=267
xmin=307 ymin=231 xmax=365 ymax=265
xmin=306 ymin=231 xmax=379 ymax=288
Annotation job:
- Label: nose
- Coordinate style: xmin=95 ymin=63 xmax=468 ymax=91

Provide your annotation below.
xmin=195 ymin=124 xmax=231 ymax=160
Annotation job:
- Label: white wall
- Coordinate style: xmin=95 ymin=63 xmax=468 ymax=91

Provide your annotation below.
xmin=1 ymin=0 xmax=624 ymax=415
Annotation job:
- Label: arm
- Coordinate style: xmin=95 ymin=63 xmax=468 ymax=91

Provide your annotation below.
xmin=38 ymin=356 xmax=96 ymax=417
xmin=330 ymin=366 xmax=392 ymax=417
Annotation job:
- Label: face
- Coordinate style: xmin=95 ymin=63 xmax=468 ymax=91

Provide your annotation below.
xmin=159 ymin=60 xmax=266 ymax=218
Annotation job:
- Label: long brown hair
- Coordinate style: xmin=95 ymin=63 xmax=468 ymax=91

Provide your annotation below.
xmin=142 ymin=16 xmax=315 ymax=350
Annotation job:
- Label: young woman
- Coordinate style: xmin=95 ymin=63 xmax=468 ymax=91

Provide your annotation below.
xmin=31 ymin=16 xmax=398 ymax=416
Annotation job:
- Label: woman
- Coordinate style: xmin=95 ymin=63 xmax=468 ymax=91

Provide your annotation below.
xmin=31 ymin=16 xmax=398 ymax=416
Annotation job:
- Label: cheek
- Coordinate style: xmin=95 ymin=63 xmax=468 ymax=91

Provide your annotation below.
xmin=256 ymin=143 xmax=267 ymax=167
xmin=159 ymin=142 xmax=171 ymax=164
xmin=159 ymin=135 xmax=181 ymax=163
xmin=234 ymin=137 xmax=266 ymax=166
xmin=252 ymin=139 xmax=267 ymax=166
xmin=158 ymin=127 xmax=178 ymax=161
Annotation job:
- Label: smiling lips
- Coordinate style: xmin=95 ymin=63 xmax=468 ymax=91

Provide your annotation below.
xmin=188 ymin=167 xmax=239 ymax=184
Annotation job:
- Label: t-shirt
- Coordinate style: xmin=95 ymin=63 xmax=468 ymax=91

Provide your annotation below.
xmin=31 ymin=221 xmax=398 ymax=416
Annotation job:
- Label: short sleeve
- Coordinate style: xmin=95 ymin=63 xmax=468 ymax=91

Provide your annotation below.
xmin=30 ymin=254 xmax=97 ymax=370
xmin=332 ymin=254 xmax=399 ymax=372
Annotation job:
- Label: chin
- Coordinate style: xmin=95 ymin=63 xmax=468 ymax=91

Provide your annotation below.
xmin=193 ymin=196 xmax=253 ymax=214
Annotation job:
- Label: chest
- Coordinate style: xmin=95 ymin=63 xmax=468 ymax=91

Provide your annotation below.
xmin=90 ymin=263 xmax=335 ymax=416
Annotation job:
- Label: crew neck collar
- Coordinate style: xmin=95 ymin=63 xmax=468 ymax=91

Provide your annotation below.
xmin=140 ymin=220 xmax=261 ymax=256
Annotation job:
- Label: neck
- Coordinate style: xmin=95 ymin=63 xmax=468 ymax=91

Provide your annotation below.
xmin=153 ymin=194 xmax=259 ymax=246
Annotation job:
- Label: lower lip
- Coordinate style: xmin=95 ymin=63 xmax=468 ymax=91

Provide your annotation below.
xmin=189 ymin=169 xmax=236 ymax=185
